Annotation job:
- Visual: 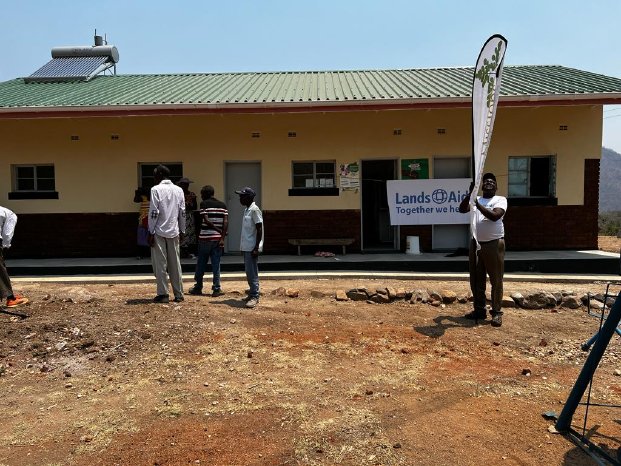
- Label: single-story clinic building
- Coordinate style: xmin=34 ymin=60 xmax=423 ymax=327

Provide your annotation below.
xmin=1 ymin=41 xmax=621 ymax=258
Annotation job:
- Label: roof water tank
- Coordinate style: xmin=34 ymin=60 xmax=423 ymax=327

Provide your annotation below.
xmin=51 ymin=45 xmax=119 ymax=63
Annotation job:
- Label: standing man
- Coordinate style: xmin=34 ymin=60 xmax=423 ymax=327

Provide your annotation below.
xmin=189 ymin=185 xmax=228 ymax=297
xmin=148 ymin=165 xmax=186 ymax=303
xmin=0 ymin=206 xmax=28 ymax=308
xmin=459 ymin=172 xmax=507 ymax=327
xmin=235 ymin=187 xmax=263 ymax=309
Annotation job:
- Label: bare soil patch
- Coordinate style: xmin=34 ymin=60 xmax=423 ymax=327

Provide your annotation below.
xmin=599 ymin=235 xmax=621 ymax=253
xmin=1 ymin=278 xmax=621 ymax=465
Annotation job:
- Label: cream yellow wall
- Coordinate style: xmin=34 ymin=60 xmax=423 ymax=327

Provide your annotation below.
xmin=0 ymin=104 xmax=602 ymax=213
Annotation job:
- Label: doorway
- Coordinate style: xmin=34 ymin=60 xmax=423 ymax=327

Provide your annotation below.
xmin=361 ymin=159 xmax=398 ymax=251
xmin=432 ymin=156 xmax=471 ymax=251
xmin=224 ymin=162 xmax=261 ymax=252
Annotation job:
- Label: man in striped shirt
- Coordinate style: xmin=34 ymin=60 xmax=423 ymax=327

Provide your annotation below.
xmin=189 ymin=185 xmax=228 ymax=296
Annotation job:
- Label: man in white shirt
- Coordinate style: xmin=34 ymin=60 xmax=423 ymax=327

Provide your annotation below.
xmin=0 ymin=206 xmax=29 ymax=308
xmin=235 ymin=187 xmax=263 ymax=308
xmin=148 ymin=165 xmax=186 ymax=303
xmin=459 ymin=172 xmax=507 ymax=327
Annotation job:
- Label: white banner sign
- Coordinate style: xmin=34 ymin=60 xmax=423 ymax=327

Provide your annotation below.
xmin=387 ymin=179 xmax=471 ymax=225
xmin=471 ymin=34 xmax=507 ymax=243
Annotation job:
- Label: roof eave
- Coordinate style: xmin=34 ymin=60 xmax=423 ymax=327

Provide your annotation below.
xmin=500 ymin=93 xmax=621 ymax=106
xmin=1 ymin=93 xmax=620 ymax=118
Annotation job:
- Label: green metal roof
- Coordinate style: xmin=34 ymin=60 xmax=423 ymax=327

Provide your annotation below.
xmin=0 ymin=65 xmax=620 ymax=112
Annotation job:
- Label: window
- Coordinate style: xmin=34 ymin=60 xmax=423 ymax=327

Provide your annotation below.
xmin=508 ymin=156 xmax=557 ymax=205
xmin=292 ymin=161 xmax=335 ymax=188
xmin=9 ymin=164 xmax=58 ymax=199
xmin=289 ymin=160 xmax=338 ymax=196
xmin=139 ymin=163 xmax=183 ymax=189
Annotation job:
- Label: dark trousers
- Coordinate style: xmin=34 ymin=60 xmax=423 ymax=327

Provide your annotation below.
xmin=0 ymin=249 xmax=14 ymax=299
xmin=469 ymin=238 xmax=505 ymax=315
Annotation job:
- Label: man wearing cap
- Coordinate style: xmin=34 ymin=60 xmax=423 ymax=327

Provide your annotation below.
xmin=148 ymin=165 xmax=186 ymax=303
xmin=459 ymin=172 xmax=507 ymax=327
xmin=235 ymin=187 xmax=263 ymax=308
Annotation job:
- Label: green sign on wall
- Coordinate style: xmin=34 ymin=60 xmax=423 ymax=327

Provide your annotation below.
xmin=401 ymin=159 xmax=429 ymax=179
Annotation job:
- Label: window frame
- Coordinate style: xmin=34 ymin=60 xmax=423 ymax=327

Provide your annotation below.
xmin=138 ymin=162 xmax=184 ymax=189
xmin=289 ymin=160 xmax=338 ymax=196
xmin=507 ymin=155 xmax=557 ymax=206
xmin=8 ymin=164 xmax=58 ymax=200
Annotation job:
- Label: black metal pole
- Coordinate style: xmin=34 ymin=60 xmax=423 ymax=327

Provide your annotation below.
xmin=0 ymin=308 xmax=28 ymax=319
xmin=556 ymin=291 xmax=621 ymax=431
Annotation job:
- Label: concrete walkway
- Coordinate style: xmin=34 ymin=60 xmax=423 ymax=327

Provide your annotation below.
xmin=6 ymin=249 xmax=620 ymax=284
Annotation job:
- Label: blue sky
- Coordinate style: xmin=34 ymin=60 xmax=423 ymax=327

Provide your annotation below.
xmin=2 ymin=0 xmax=620 ymax=152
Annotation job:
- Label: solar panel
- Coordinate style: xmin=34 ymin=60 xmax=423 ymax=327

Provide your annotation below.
xmin=25 ymin=56 xmax=113 ymax=83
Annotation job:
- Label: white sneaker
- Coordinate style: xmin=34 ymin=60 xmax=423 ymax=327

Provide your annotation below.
xmin=245 ymin=298 xmax=259 ymax=308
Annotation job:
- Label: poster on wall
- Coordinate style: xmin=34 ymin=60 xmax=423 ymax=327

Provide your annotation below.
xmin=401 ymin=159 xmax=429 ymax=179
xmin=339 ymin=162 xmax=360 ymax=190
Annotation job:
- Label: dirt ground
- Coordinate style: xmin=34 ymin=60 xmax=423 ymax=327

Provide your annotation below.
xmin=1 ymin=275 xmax=621 ymax=466
xmin=599 ymin=235 xmax=621 ymax=253
xmin=0 ymin=237 xmax=621 ymax=466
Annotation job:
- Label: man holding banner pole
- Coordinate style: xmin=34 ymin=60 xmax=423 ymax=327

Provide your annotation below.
xmin=463 ymin=34 xmax=508 ymax=326
xmin=459 ymin=173 xmax=507 ymax=327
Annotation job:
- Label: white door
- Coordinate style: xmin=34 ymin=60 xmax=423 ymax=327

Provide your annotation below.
xmin=433 ymin=157 xmax=471 ymax=251
xmin=225 ymin=162 xmax=261 ymax=252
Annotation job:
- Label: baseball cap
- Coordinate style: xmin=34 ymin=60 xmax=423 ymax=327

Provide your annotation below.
xmin=235 ymin=187 xmax=256 ymax=197
xmin=482 ymin=173 xmax=497 ymax=183
xmin=178 ymin=177 xmax=193 ymax=185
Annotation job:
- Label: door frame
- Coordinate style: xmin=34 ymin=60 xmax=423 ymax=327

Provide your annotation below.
xmin=360 ymin=158 xmax=399 ymax=252
xmin=431 ymin=156 xmax=472 ymax=251
xmin=224 ymin=161 xmax=262 ymax=253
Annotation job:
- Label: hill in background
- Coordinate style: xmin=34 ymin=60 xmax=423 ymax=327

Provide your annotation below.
xmin=600 ymin=147 xmax=621 ymax=212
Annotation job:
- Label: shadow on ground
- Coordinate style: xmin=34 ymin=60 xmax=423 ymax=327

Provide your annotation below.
xmin=414 ymin=314 xmax=489 ymax=338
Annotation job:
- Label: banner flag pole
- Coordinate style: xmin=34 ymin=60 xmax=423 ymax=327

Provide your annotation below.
xmin=470 ymin=34 xmax=508 ymax=246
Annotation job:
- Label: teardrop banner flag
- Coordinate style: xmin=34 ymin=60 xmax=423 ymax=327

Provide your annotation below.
xmin=470 ymin=34 xmax=507 ymax=244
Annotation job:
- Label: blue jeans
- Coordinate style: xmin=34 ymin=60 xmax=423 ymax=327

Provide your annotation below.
xmin=243 ymin=251 xmax=259 ymax=298
xmin=194 ymin=241 xmax=222 ymax=291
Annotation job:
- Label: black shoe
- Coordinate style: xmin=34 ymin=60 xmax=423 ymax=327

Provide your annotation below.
xmin=491 ymin=314 xmax=503 ymax=327
xmin=174 ymin=296 xmax=184 ymax=303
xmin=464 ymin=310 xmax=487 ymax=320
xmin=188 ymin=286 xmax=203 ymax=296
xmin=211 ymin=290 xmax=224 ymax=297
xmin=153 ymin=294 xmax=170 ymax=303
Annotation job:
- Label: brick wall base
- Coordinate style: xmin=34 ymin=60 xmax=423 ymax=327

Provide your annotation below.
xmin=263 ymin=210 xmax=361 ymax=254
xmin=504 ymin=159 xmax=599 ymax=250
xmin=10 ymin=213 xmax=138 ymax=258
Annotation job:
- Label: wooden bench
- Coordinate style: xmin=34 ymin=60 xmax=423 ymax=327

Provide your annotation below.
xmin=288 ymin=238 xmax=355 ymax=256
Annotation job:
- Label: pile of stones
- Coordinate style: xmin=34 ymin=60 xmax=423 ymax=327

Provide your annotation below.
xmin=335 ymin=287 xmax=618 ymax=310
